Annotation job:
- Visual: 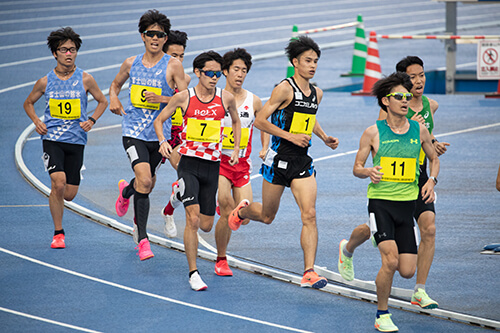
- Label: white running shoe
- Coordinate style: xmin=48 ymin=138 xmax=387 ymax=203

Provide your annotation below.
xmin=161 ymin=208 xmax=177 ymax=238
xmin=170 ymin=180 xmax=182 ymax=209
xmin=132 ymin=218 xmax=139 ymax=245
xmin=189 ymin=271 xmax=207 ymax=291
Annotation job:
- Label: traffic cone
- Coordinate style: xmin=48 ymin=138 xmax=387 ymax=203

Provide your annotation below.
xmin=286 ymin=25 xmax=299 ymax=78
xmin=352 ymin=31 xmax=382 ymax=96
xmin=485 ymin=80 xmax=500 ymax=98
xmin=341 ymin=15 xmax=367 ymax=77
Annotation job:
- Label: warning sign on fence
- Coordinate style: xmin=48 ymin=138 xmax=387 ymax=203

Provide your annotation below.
xmin=477 ymin=40 xmax=500 ymax=80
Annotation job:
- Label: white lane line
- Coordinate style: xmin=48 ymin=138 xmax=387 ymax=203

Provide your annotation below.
xmin=0 ymin=247 xmax=312 ymax=333
xmin=0 ymin=306 xmax=102 ymax=333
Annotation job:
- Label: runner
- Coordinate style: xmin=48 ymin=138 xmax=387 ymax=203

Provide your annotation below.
xmin=109 ymin=10 xmax=187 ymax=260
xmin=23 ymin=27 xmax=108 ymax=249
xmin=228 ymin=36 xmax=339 ymax=289
xmin=214 ymin=48 xmax=265 ymax=276
xmin=154 ymin=51 xmax=241 ymax=290
xmin=341 ymin=72 xmax=439 ymax=332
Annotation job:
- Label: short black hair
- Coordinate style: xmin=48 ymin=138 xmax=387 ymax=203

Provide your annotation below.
xmin=47 ymin=27 xmax=82 ymax=54
xmin=163 ymin=30 xmax=188 ymax=53
xmin=222 ymin=48 xmax=252 ymax=72
xmin=193 ymin=51 xmax=223 ymax=71
xmin=372 ymin=72 xmax=413 ymax=111
xmin=395 ymin=56 xmax=424 ymax=73
xmin=138 ymin=9 xmax=171 ymax=35
xmin=285 ymin=35 xmax=321 ymax=63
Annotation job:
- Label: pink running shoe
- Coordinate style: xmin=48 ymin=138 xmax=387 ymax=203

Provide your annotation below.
xmin=135 ymin=238 xmax=154 ymax=261
xmin=115 ymin=179 xmax=130 ymax=217
xmin=214 ymin=259 xmax=233 ymax=276
xmin=228 ymin=199 xmax=249 ymax=231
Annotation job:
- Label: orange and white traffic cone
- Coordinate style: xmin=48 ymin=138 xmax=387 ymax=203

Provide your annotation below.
xmin=485 ymin=80 xmax=500 ymax=98
xmin=352 ymin=31 xmax=382 ymax=96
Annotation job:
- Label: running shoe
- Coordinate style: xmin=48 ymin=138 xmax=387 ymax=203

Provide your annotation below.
xmin=214 ymin=259 xmax=233 ymax=276
xmin=161 ymin=208 xmax=177 ymax=238
xmin=51 ymin=234 xmax=65 ymax=249
xmin=132 ymin=217 xmax=138 ymax=245
xmin=338 ymin=239 xmax=354 ymax=281
xmin=189 ymin=271 xmax=208 ymax=291
xmin=228 ymin=199 xmax=249 ymax=231
xmin=375 ymin=313 xmax=398 ymax=332
xmin=411 ymin=288 xmax=439 ymax=309
xmin=300 ymin=270 xmax=327 ymax=289
xmin=216 ymin=200 xmax=220 ymax=216
xmin=135 ymin=238 xmax=154 ymax=261
xmin=115 ymin=179 xmax=130 ymax=217
xmin=170 ymin=180 xmax=181 ymax=209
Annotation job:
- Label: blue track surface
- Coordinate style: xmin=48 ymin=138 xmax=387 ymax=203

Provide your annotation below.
xmin=1 ymin=1 xmax=499 ymax=332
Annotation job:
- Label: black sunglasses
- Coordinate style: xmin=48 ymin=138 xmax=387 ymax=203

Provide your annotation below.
xmin=143 ymin=30 xmax=167 ymax=38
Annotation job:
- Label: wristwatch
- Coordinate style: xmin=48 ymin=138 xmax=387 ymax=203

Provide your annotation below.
xmin=429 ymin=176 xmax=438 ymax=185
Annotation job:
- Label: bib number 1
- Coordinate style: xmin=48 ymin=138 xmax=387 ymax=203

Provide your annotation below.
xmin=289 ymin=112 xmax=316 ymax=135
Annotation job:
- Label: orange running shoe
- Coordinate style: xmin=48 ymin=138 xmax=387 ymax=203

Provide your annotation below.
xmin=300 ymin=270 xmax=327 ymax=289
xmin=51 ymin=234 xmax=65 ymax=249
xmin=214 ymin=259 xmax=233 ymax=276
xmin=228 ymin=199 xmax=249 ymax=231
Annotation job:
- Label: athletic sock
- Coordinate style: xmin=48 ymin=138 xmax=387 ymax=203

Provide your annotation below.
xmin=134 ymin=191 xmax=150 ymax=241
xmin=123 ymin=178 xmax=136 ymax=199
xmin=54 ymin=229 xmax=65 ymax=236
xmin=163 ymin=201 xmax=175 ymax=215
xmin=189 ymin=269 xmax=198 ymax=278
xmin=216 ymin=256 xmax=226 ymax=263
xmin=414 ymin=284 xmax=425 ymax=293
xmin=376 ymin=310 xmax=390 ymax=318
xmin=342 ymin=244 xmax=353 ymax=258
xmin=303 ymin=268 xmax=314 ymax=275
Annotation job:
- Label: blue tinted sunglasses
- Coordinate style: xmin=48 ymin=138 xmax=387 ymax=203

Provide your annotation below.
xmin=199 ymin=69 xmax=222 ymax=78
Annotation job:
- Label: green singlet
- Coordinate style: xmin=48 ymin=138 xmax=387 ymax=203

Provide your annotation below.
xmin=367 ymin=119 xmax=421 ymax=201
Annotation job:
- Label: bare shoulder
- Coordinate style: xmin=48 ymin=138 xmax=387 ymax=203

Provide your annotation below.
xmin=314 ymin=85 xmax=323 ymax=101
xmin=429 ymin=97 xmax=439 ymax=114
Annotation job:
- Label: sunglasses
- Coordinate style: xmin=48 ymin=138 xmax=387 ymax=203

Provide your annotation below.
xmin=386 ymin=92 xmax=413 ymax=101
xmin=199 ymin=69 xmax=222 ymax=78
xmin=57 ymin=47 xmax=77 ymax=54
xmin=143 ymin=30 xmax=167 ymax=38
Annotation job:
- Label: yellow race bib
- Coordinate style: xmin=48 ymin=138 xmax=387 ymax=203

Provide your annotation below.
xmin=130 ymin=84 xmax=162 ymax=110
xmin=49 ymin=98 xmax=81 ymax=120
xmin=418 ymin=148 xmax=425 ymax=165
xmin=380 ymin=156 xmax=416 ymax=183
xmin=222 ymin=127 xmax=250 ymax=149
xmin=289 ymin=112 xmax=316 ymax=135
xmin=186 ymin=118 xmax=221 ymax=143
xmin=171 ymin=107 xmax=183 ymax=127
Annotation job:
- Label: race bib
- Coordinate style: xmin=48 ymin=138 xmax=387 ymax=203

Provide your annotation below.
xmin=171 ymin=107 xmax=183 ymax=127
xmin=186 ymin=118 xmax=220 ymax=143
xmin=130 ymin=84 xmax=161 ymax=110
xmin=418 ymin=148 xmax=425 ymax=165
xmin=289 ymin=112 xmax=316 ymax=135
xmin=49 ymin=98 xmax=81 ymax=120
xmin=380 ymin=156 xmax=416 ymax=183
xmin=222 ymin=127 xmax=250 ymax=149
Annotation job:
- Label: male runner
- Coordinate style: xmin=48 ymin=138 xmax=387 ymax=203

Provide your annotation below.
xmin=23 ymin=27 xmax=108 ymax=248
xmin=338 ymin=56 xmax=449 ymax=309
xmin=109 ymin=10 xmax=187 ymax=260
xmin=342 ymin=72 xmax=439 ymax=332
xmin=214 ymin=48 xmax=264 ymax=276
xmin=154 ymin=51 xmax=240 ymax=290
xmin=228 ymin=36 xmax=339 ymax=289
